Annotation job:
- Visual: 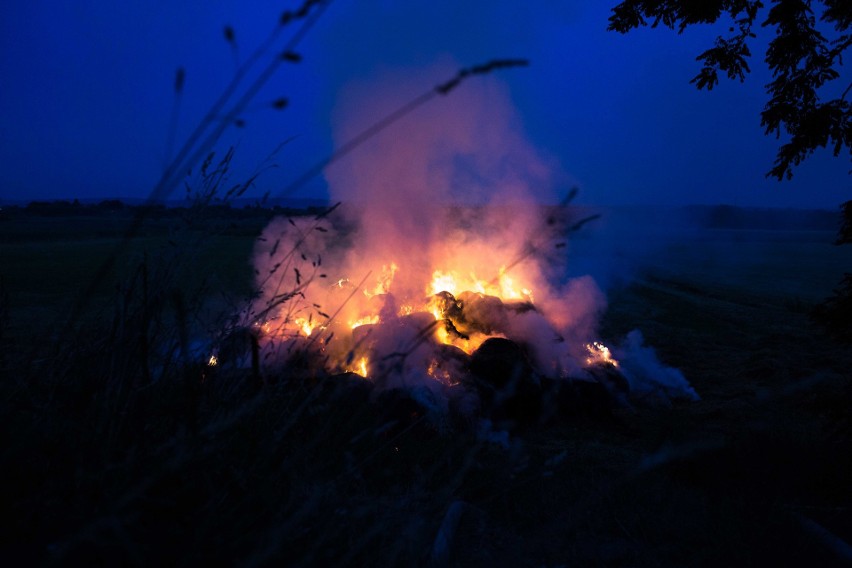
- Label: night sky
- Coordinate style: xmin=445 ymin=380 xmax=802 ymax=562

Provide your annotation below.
xmin=1 ymin=1 xmax=849 ymax=208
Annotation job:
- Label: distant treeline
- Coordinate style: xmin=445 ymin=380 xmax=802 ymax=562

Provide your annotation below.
xmin=683 ymin=204 xmax=841 ymax=232
xmin=0 ymin=200 xmax=842 ymax=233
xmin=0 ymin=198 xmax=328 ymax=220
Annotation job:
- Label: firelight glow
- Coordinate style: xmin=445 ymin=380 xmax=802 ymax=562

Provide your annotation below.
xmin=274 ymin=261 xmax=537 ymax=356
xmin=585 ymin=341 xmax=619 ymax=368
xmin=352 ymin=357 xmax=368 ymax=378
xmin=246 ymin=61 xmax=631 ymax=389
xmin=294 ymin=317 xmax=315 ymax=337
xmin=428 ymin=268 xmax=533 ymax=303
xmin=363 ymin=263 xmax=398 ymax=298
xmin=350 ymin=315 xmax=379 ymax=329
xmin=253 ymin=249 xmax=621 ymax=384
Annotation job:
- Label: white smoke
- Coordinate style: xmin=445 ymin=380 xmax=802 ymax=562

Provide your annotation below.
xmin=616 ymin=330 xmax=700 ymax=403
xmin=245 ymin=61 xmax=697 ymax=410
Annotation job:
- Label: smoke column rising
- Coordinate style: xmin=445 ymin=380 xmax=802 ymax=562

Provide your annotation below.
xmin=247 ymin=62 xmax=697 ymax=403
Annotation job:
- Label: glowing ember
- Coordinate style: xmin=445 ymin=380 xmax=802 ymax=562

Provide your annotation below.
xmin=207 ymin=354 xmax=218 ymax=367
xmin=348 ymin=357 xmax=369 ymax=377
xmin=427 ymin=307 xmax=443 ymax=324
xmin=350 ymin=315 xmax=380 ymax=329
xmin=434 ymin=320 xmax=450 ymax=344
xmin=585 ymin=341 xmax=619 ymax=367
xmin=451 ymin=333 xmax=491 ymax=355
xmin=426 ymin=358 xmax=454 ymax=385
xmin=253 ymin=320 xmax=273 ymax=335
xmin=292 ymin=317 xmax=314 ymax=337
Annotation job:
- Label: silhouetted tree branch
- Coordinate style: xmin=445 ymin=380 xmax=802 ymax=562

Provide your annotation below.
xmin=608 ymin=0 xmax=851 ymax=181
xmin=609 ymin=2 xmax=852 ymax=340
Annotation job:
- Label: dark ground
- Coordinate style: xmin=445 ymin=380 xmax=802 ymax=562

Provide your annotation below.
xmin=1 ymin=208 xmax=851 ymax=566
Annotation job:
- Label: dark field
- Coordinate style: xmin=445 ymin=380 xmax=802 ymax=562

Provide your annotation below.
xmin=1 ymin=211 xmax=851 ymax=566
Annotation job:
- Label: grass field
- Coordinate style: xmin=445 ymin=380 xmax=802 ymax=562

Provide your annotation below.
xmin=0 ymin=213 xmax=261 ymax=340
xmin=1 ymin=212 xmax=851 ymax=565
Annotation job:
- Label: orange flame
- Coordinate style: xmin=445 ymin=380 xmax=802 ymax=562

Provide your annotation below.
xmin=585 ymin=341 xmax=619 ymax=367
xmin=345 ymin=356 xmax=369 ymax=377
xmin=428 ymin=267 xmax=533 ymax=303
xmin=350 ymin=315 xmax=380 ymax=329
xmin=364 ymin=263 xmax=398 ymax=297
xmin=294 ymin=317 xmax=315 ymax=337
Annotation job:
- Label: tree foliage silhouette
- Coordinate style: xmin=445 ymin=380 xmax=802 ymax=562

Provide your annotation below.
xmin=608 ymin=0 xmax=851 ymax=181
xmin=609 ymin=2 xmax=851 ymax=340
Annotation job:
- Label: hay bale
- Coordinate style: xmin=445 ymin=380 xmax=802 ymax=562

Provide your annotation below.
xmin=456 ymin=291 xmax=507 ymax=335
xmin=469 ymin=337 xmax=541 ymax=427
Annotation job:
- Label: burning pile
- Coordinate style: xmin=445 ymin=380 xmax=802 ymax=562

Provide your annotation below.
xmin=226 ymin=64 xmax=698 ymax=428
xmin=234 ymin=202 xmax=697 ymax=428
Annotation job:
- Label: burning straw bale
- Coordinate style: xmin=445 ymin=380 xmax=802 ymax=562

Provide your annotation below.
xmin=452 ymin=291 xmax=508 ymax=335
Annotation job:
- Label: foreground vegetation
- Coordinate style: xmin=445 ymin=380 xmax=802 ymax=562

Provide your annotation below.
xmin=1 ymin=209 xmax=851 ymax=565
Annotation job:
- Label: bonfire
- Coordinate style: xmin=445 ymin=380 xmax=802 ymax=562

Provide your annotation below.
xmin=217 ymin=68 xmax=698 ymax=429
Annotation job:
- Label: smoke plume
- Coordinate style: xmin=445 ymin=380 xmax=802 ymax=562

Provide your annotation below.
xmin=246 ymin=62 xmax=696 ymax=410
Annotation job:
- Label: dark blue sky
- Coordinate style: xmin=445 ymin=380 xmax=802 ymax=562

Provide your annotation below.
xmin=1 ymin=1 xmax=849 ymax=207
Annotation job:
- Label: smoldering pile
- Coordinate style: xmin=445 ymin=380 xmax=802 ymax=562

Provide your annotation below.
xmin=214 ymin=62 xmax=698 ymax=433
xmin=337 ymin=286 xmax=636 ymax=430
xmin=212 ymin=203 xmax=698 ymax=434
